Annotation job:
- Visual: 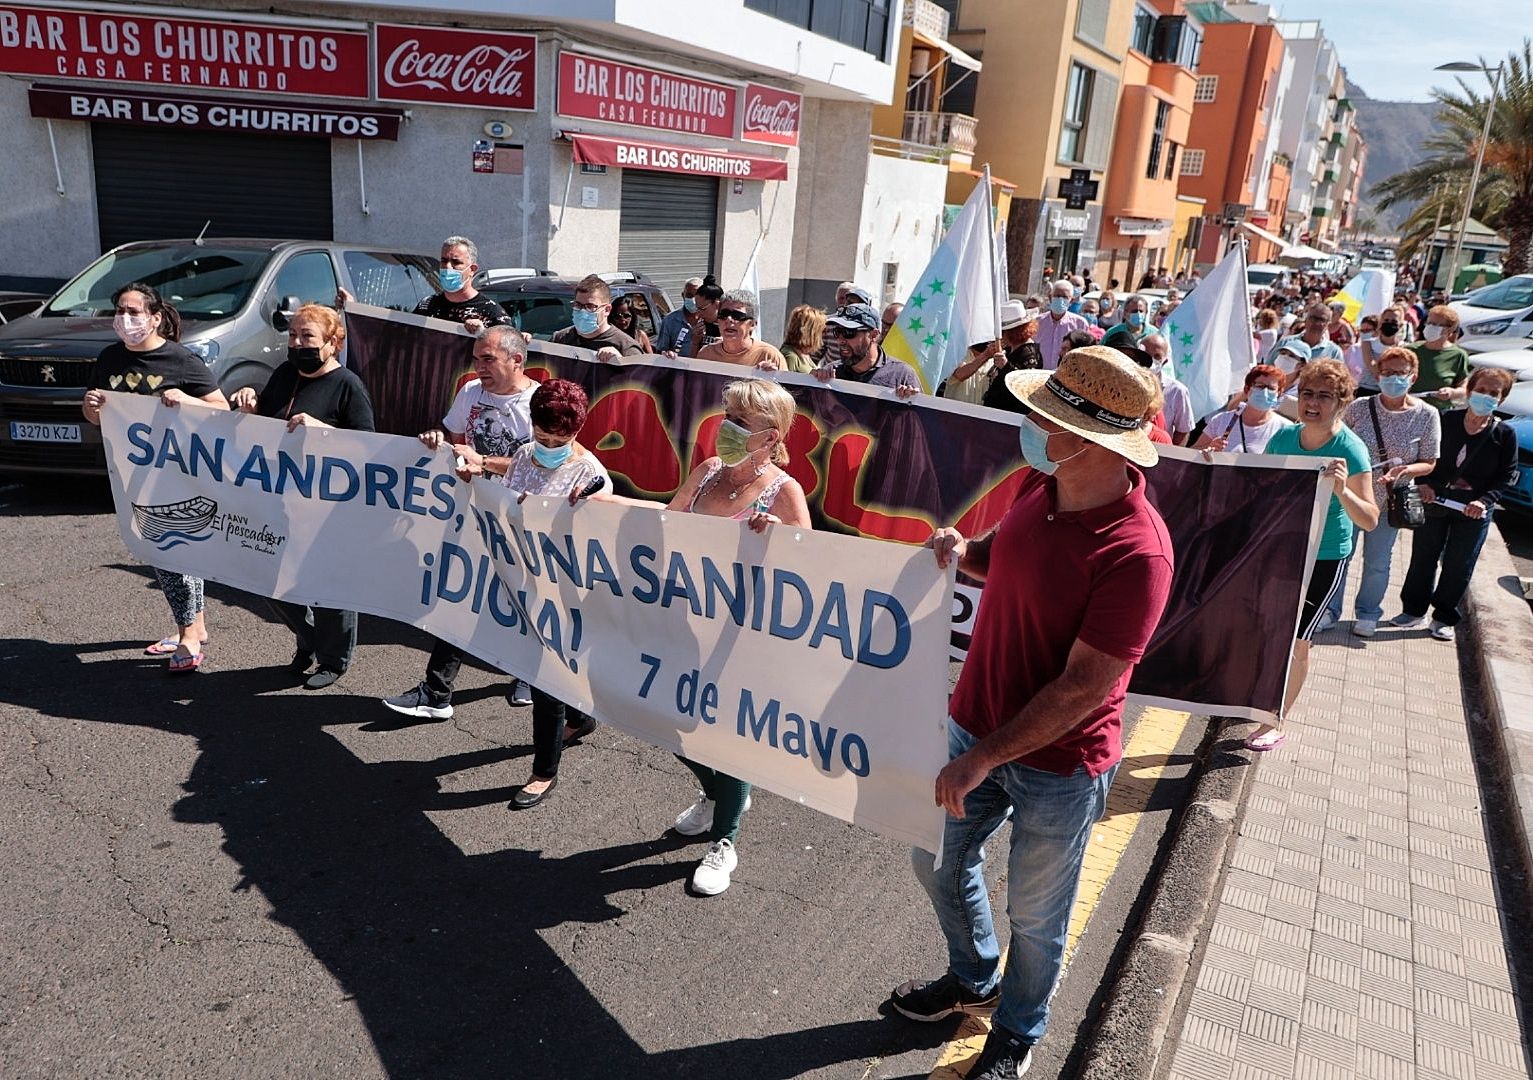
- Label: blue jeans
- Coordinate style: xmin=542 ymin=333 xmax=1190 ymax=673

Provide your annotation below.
xmin=912 ymin=719 xmax=1116 ymax=1041
xmin=1326 ymin=520 xmax=1399 ymax=623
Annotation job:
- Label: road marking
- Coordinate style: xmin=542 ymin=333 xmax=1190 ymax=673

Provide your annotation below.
xmin=928 ymin=708 xmax=1195 ymax=1078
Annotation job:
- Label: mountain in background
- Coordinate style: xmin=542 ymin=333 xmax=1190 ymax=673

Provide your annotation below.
xmin=1346 ymin=75 xmax=1439 ymax=235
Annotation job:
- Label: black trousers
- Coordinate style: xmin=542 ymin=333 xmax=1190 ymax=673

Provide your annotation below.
xmin=423 ymin=636 xmax=465 ymax=698
xmin=530 ymin=687 xmax=592 ymax=780
xmin=1399 ymin=508 xmax=1492 ymax=627
xmin=273 ymin=601 xmax=357 ymax=672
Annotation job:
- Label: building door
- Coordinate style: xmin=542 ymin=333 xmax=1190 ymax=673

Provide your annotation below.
xmin=617 ymin=172 xmax=719 ymax=305
xmin=91 ymin=124 xmax=332 ymax=251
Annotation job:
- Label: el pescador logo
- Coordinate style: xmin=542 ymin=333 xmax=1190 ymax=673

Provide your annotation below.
xmin=130 ymin=495 xmax=287 ymax=555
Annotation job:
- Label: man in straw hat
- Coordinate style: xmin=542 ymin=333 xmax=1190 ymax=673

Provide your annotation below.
xmin=890 ymin=346 xmax=1175 ymax=1079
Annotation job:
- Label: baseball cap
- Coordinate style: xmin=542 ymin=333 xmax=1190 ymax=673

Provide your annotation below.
xmin=826 ymin=304 xmax=880 ymax=331
xmin=844 ymin=285 xmax=874 ymax=305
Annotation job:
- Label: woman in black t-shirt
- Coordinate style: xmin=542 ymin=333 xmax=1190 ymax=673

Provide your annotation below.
xmin=83 ymin=282 xmax=228 ymax=674
xmin=231 ymin=304 xmax=375 ymax=690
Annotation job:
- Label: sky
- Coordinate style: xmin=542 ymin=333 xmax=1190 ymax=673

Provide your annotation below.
xmin=1267 ymin=3 xmax=1526 ymax=102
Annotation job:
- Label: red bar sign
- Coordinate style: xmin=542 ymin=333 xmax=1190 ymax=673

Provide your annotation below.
xmin=0 ymin=4 xmax=369 ymax=98
xmin=557 ymin=51 xmax=737 ymax=139
xmin=569 ymin=133 xmax=787 ymax=181
xmin=375 ymin=24 xmax=536 ymax=111
xmin=741 ymin=83 xmax=801 ymax=147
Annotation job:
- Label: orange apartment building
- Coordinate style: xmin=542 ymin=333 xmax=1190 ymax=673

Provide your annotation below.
xmin=1175 ymin=13 xmax=1287 ymax=266
xmin=1096 ymin=0 xmax=1200 ymax=290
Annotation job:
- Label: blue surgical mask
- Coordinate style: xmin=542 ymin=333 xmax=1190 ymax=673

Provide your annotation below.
xmin=1379 ymin=374 xmax=1413 ymax=398
xmin=1468 ymin=392 xmax=1499 ymax=417
xmin=1049 ymin=297 xmax=1068 ymax=316
xmin=1128 ymin=311 xmax=1146 ymax=329
xmin=1017 ymin=414 xmax=1083 ymax=474
xmin=1248 ymin=386 xmax=1280 ymax=411
xmin=684 ymin=296 xmax=697 ymax=313
xmin=531 ymin=441 xmax=573 ymax=468
xmin=438 ymin=268 xmax=465 ymax=292
xmin=572 ymin=308 xmax=601 ymax=336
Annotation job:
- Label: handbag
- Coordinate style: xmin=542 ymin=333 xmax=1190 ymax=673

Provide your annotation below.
xmin=1367 ymin=398 xmax=1426 ymax=530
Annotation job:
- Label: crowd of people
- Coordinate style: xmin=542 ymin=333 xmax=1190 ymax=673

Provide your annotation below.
xmin=76 ymin=233 xmax=1518 ymax=1080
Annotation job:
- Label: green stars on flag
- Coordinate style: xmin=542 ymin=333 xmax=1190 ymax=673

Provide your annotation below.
xmin=908 ymin=316 xmax=925 ymax=333
xmin=909 ymin=293 xmax=927 ymax=310
xmin=923 ymin=334 xmax=937 ymax=347
xmin=928 ymin=279 xmax=946 ymax=296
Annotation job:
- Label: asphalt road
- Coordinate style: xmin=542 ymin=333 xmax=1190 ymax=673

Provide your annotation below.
xmin=0 ymin=479 xmax=1204 ymax=1080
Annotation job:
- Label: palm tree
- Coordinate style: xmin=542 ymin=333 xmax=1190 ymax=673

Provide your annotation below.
xmin=1372 ymin=40 xmax=1533 ymax=274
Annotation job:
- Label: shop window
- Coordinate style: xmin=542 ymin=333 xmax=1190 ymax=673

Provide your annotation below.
xmin=273 ymin=251 xmax=338 ymax=307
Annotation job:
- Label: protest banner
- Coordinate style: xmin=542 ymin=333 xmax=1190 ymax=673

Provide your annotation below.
xmin=98 ymin=395 xmax=954 ymax=852
xmin=345 ymin=305 xmax=1330 ymax=722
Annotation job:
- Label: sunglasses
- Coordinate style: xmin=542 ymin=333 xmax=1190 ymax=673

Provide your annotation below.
xmin=718 ymin=309 xmax=752 ymax=322
xmin=828 ymin=327 xmax=866 ymax=339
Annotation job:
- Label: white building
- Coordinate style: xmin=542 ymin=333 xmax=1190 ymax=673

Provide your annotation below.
xmin=0 ymin=0 xmax=911 ymax=338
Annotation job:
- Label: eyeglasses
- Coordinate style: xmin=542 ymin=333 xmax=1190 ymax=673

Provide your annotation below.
xmin=828 ymin=327 xmax=866 ymax=339
xmin=718 ymin=309 xmax=752 ymax=322
xmin=572 ymin=300 xmax=605 ymax=312
xmin=1297 ymin=389 xmax=1337 ymax=402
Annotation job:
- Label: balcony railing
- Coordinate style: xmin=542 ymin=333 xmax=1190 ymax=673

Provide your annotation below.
xmin=903 ymin=0 xmax=950 ymax=40
xmin=903 ymin=111 xmax=978 ymax=156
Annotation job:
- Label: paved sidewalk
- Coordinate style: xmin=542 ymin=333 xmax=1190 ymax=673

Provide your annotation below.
xmin=1165 ymin=540 xmax=1533 ymax=1080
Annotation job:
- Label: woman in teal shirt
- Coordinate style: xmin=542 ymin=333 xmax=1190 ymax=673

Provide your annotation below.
xmin=1254 ymin=358 xmax=1379 ymax=751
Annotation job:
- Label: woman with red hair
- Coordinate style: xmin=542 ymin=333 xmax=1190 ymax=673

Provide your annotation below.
xmin=1193 ymin=364 xmax=1293 ymax=455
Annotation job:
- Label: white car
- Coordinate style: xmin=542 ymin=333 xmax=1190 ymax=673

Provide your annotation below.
xmin=1246 ymin=263 xmax=1288 ymax=297
xmin=1452 ymin=274 xmax=1533 ymax=338
xmin=1469 ymin=345 xmax=1533 ymax=416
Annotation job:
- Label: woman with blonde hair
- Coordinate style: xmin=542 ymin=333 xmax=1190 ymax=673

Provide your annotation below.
xmin=1251 ymin=358 xmax=1378 ymax=750
xmin=779 ymin=304 xmax=825 ymax=373
xmin=231 ymin=303 xmax=375 ymax=689
xmin=596 ymin=377 xmax=810 ymax=895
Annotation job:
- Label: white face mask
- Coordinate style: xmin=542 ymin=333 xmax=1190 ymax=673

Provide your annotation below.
xmin=1424 ymin=324 xmax=1447 ymax=344
xmin=113 ymin=313 xmax=153 ymax=346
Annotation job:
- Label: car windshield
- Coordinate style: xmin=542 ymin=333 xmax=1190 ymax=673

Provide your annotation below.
xmin=1247 ymin=268 xmax=1284 ymax=286
xmin=1466 ymin=277 xmax=1533 ymax=311
xmin=41 ymin=245 xmax=271 ymax=321
xmin=482 ymin=290 xmax=574 ymax=340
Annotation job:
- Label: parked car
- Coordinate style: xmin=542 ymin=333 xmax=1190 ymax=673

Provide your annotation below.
xmin=0 ymin=292 xmax=46 ymax=325
xmin=1246 ymin=263 xmax=1289 ymax=297
xmin=1461 ymin=325 xmax=1533 ymax=355
xmin=1499 ymin=414 xmax=1533 ymax=516
xmin=477 ymin=270 xmax=673 ymax=342
xmin=1452 ymin=274 xmax=1533 ymax=338
xmin=0 ymin=239 xmax=439 ymax=476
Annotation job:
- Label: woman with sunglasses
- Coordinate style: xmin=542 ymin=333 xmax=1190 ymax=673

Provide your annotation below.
xmin=697 ymin=290 xmax=786 ymax=370
xmin=608 ymin=296 xmax=654 ymax=353
xmin=1249 ymin=359 xmax=1378 ymax=752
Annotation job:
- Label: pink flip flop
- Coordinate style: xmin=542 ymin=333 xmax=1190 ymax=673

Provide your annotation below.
xmin=167 ymin=650 xmax=204 ymax=674
xmin=1244 ymin=729 xmax=1286 ymax=752
xmin=144 ymin=637 xmax=180 ymax=656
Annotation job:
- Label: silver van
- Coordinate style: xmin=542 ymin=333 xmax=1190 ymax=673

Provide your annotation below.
xmin=0 ymin=239 xmax=438 ymax=475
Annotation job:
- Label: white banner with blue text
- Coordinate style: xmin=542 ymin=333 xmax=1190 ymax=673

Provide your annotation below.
xmin=100 ymin=394 xmax=954 ymax=852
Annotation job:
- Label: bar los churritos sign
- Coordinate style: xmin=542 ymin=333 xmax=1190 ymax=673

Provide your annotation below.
xmin=0 ymin=3 xmax=369 ymax=98
xmin=556 ymin=50 xmax=738 ymax=139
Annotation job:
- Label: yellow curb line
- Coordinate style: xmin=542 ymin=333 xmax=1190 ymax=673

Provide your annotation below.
xmin=928 ymin=708 xmax=1195 ymax=1079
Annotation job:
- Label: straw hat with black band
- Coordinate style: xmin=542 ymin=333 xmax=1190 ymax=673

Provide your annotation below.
xmin=1004 ymin=345 xmax=1160 ymax=468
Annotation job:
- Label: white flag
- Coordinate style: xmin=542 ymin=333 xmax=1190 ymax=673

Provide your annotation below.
xmin=1164 ymin=243 xmax=1255 ymax=420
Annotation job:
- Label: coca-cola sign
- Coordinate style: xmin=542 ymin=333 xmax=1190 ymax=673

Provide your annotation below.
xmin=741 ymin=83 xmax=800 ymax=147
xmin=374 ymin=24 xmax=536 ymax=111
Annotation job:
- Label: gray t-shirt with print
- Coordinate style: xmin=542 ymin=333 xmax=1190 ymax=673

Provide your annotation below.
xmin=1342 ymin=396 xmax=1442 ymax=505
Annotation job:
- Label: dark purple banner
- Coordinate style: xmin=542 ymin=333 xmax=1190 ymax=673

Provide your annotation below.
xmin=344 ymin=306 xmax=1324 ymax=718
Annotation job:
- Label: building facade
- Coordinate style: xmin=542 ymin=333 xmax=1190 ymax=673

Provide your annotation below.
xmin=0 ymin=0 xmax=905 ymax=339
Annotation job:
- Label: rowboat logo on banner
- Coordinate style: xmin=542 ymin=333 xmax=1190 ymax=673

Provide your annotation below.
xmin=130 ymin=494 xmax=286 ymax=555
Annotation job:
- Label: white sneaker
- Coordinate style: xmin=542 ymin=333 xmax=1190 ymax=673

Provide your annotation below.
xmin=1430 ymin=620 xmax=1456 ymax=641
xmin=691 ymin=839 xmax=737 ymax=896
xmin=1314 ymin=612 xmax=1337 ymax=633
xmin=674 ymin=793 xmax=714 ymax=836
xmin=1352 ymin=619 xmax=1377 ymax=638
xmin=1390 ymin=613 xmax=1426 ymax=629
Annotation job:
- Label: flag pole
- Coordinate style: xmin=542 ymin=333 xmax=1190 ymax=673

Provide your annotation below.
xmin=982 ymin=163 xmax=1000 ymax=337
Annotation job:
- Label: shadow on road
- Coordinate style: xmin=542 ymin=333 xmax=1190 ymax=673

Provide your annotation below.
xmin=2 ymin=636 xmax=950 ymax=1078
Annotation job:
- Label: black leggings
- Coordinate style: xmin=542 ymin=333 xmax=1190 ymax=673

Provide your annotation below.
xmin=1298 ymin=557 xmax=1349 ymax=640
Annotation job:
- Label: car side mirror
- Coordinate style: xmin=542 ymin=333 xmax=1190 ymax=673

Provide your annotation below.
xmin=272 ymin=295 xmax=301 ymax=330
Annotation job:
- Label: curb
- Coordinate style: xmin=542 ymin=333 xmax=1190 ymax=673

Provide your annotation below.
xmin=1462 ymin=523 xmax=1533 ymax=880
xmin=1074 ymin=722 xmax=1257 ymax=1080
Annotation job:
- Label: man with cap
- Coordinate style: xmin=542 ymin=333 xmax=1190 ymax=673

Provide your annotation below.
xmin=813 ymin=304 xmax=921 ymax=397
xmin=1272 ymin=338 xmax=1311 ymax=421
xmin=891 ymin=346 xmax=1175 ymax=1080
xmin=1271 ymin=303 xmax=1344 ymax=367
xmin=1036 ymin=280 xmax=1090 ymax=370
xmin=946 ymin=300 xmax=1042 ymax=409
xmin=834 ymin=281 xmax=858 ymax=309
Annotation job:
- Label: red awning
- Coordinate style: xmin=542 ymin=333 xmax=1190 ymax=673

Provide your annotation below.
xmin=567 ymin=132 xmax=788 ymax=181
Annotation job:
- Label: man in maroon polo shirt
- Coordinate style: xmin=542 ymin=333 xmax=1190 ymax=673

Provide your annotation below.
xmin=890 ymin=346 xmax=1175 ymax=1080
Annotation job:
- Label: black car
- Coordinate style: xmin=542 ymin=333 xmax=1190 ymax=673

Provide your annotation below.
xmin=477 ymin=271 xmax=673 ymax=341
xmin=0 ymin=292 xmax=46 ymax=325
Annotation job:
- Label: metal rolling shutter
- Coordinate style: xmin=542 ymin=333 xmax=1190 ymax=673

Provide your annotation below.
xmin=91 ymin=124 xmax=332 ymax=251
xmin=617 ymin=172 xmax=719 ymax=304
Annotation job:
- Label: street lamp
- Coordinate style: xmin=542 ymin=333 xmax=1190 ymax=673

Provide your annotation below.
xmin=1435 ymin=60 xmax=1505 ymax=295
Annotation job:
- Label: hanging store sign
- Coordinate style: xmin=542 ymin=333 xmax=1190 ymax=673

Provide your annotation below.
xmin=374 ymin=24 xmax=536 ymax=111
xmin=28 ymin=82 xmax=402 ymax=138
xmin=557 ymin=51 xmax=738 ymax=139
xmin=0 ymin=4 xmax=370 ymax=98
xmin=740 ymin=82 xmax=801 ymax=147
xmin=1114 ymin=217 xmax=1170 ymax=237
xmin=567 ymin=133 xmax=787 ymax=181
